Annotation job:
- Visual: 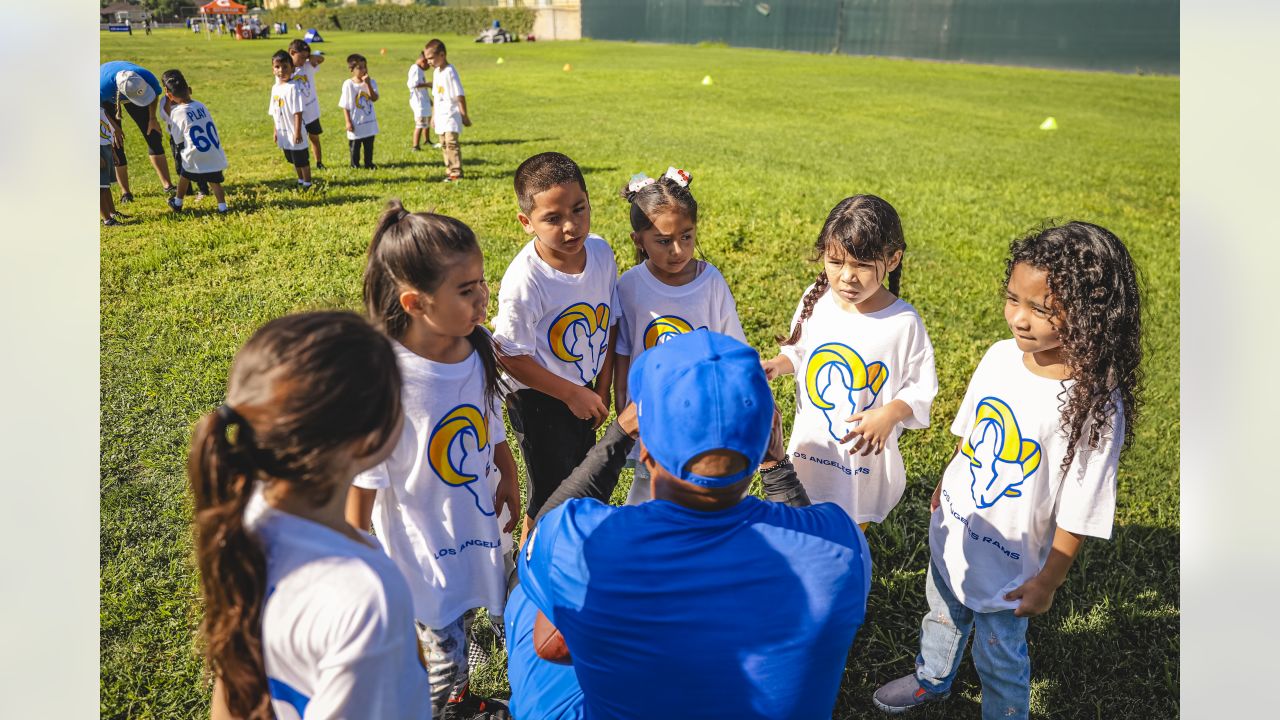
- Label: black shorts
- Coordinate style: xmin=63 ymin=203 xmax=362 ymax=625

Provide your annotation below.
xmin=282 ymin=148 xmax=310 ymax=167
xmin=304 ymin=118 xmax=322 ymax=135
xmin=506 ymin=387 xmax=599 ymax=520
xmin=181 ymin=168 xmax=225 ymax=183
xmin=101 ymin=98 xmax=166 ymax=166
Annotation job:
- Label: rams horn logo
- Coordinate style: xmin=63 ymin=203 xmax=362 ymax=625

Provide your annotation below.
xmin=427 ymin=404 xmax=495 ymax=516
xmin=642 ymin=315 xmax=701 ymax=350
xmin=804 ymin=342 xmax=888 ymax=442
xmin=548 ymin=302 xmax=610 ymax=384
xmin=962 ymin=397 xmax=1041 ymax=509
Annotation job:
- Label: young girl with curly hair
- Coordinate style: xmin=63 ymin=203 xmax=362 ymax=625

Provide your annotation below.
xmin=872 ymin=221 xmax=1143 ymax=720
xmin=761 ymin=194 xmax=938 ymax=526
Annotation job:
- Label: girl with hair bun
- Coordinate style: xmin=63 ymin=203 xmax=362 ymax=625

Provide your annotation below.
xmin=761 ymin=194 xmax=939 ymax=529
xmin=613 ymin=166 xmax=748 ymax=504
xmin=189 ymin=311 xmax=430 ymax=719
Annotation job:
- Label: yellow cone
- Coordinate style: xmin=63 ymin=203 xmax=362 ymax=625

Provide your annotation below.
xmin=702 ymin=75 xmax=713 ymax=86
xmin=497 ymin=57 xmax=505 ymax=64
xmin=1039 ymin=117 xmax=1057 ymax=130
xmin=563 ymin=63 xmax=572 ymax=72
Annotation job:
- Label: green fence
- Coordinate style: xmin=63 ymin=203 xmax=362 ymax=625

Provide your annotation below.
xmin=581 ymin=0 xmax=1178 ymax=74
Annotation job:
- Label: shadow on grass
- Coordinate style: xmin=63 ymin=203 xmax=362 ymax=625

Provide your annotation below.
xmin=467 ymin=137 xmax=553 ymax=146
xmin=832 ymin=476 xmax=1179 ymax=720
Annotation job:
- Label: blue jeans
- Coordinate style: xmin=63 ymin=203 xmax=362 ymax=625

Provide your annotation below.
xmin=915 ymin=562 xmax=1030 ymax=720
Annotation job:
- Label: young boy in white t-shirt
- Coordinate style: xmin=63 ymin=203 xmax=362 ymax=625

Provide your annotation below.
xmin=160 ymin=69 xmax=229 ymax=214
xmin=423 ymin=39 xmax=470 ymax=182
xmin=493 ymin=152 xmax=618 ymax=539
xmin=338 ymin=53 xmax=379 ymax=170
xmin=269 ymin=50 xmax=312 ymax=189
xmin=287 ymin=39 xmax=326 ymax=169
xmin=407 ymin=52 xmax=433 ymax=151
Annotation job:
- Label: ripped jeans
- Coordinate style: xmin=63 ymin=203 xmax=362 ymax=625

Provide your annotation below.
xmin=915 ymin=562 xmax=1030 ymax=720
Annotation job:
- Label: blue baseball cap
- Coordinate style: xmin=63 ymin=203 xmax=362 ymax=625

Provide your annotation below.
xmin=629 ymin=329 xmax=773 ymax=487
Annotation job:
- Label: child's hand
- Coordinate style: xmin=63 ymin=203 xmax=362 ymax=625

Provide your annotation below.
xmin=273 ymin=129 xmax=277 ymax=144
xmin=594 ymin=382 xmax=612 ymax=417
xmin=494 ymin=471 xmax=521 ymax=534
xmin=461 ymin=114 xmax=472 ymax=127
xmin=345 ymin=120 xmax=354 ymax=133
xmin=1005 ymin=575 xmax=1058 ymax=617
xmin=567 ymin=385 xmax=608 ymax=428
xmin=761 ymin=355 xmax=794 ymax=381
xmin=840 ymin=400 xmax=911 ymax=456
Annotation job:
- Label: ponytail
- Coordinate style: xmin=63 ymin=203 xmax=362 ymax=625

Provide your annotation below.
xmin=466 ymin=327 xmax=505 ymax=410
xmin=777 ymin=271 xmax=829 ymax=346
xmin=189 ymin=405 xmax=271 ymax=720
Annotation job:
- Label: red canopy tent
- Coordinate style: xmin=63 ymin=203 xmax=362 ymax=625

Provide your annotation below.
xmin=199 ymin=0 xmax=247 ymax=16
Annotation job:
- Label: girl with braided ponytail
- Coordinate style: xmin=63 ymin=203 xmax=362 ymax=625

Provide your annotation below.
xmin=873 ymin=221 xmax=1143 ymax=718
xmin=189 ymin=311 xmax=430 ymax=719
xmin=761 ymin=194 xmax=938 ymax=529
xmin=349 ymin=199 xmax=518 ymax=720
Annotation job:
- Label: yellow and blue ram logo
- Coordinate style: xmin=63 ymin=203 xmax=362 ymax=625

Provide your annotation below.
xmin=548 ymin=302 xmax=610 ymax=383
xmin=804 ymin=342 xmax=888 ymax=441
xmin=642 ymin=315 xmax=702 ymax=350
xmin=427 ymin=403 xmax=495 ymax=516
xmin=962 ymin=396 xmax=1042 ymax=509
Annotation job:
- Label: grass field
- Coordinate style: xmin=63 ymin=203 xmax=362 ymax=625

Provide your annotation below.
xmin=100 ymin=29 xmax=1178 ymax=719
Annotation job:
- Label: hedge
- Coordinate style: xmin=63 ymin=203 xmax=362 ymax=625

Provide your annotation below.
xmin=263 ymin=6 xmax=536 ymax=37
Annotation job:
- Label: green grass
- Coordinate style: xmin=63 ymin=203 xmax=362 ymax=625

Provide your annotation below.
xmin=101 ymin=30 xmax=1178 ymax=719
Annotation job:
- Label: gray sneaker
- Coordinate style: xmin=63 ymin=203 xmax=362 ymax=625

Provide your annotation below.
xmin=873 ymin=673 xmax=949 ymax=714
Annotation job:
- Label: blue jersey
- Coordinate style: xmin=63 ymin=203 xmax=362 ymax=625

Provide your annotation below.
xmin=99 ymin=61 xmax=160 ymax=104
xmin=505 ymin=584 xmax=585 ymax=720
xmin=518 ymin=496 xmax=871 ymax=720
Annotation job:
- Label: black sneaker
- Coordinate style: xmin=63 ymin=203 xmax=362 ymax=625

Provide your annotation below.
xmin=103 ymin=216 xmax=123 ymax=227
xmin=163 ymin=184 xmax=178 ymax=194
xmin=119 ymin=192 xmax=134 ymax=203
xmin=111 ymin=211 xmax=131 ymax=221
xmin=441 ymin=691 xmax=511 ymax=720
xmin=167 ymin=196 xmax=183 ymax=212
xmin=315 ymin=161 xmax=326 ymax=170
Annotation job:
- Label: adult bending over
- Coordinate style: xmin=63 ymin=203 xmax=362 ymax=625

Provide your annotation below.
xmin=506 ymin=329 xmax=872 ymax=720
xmin=100 ymin=60 xmax=174 ymax=201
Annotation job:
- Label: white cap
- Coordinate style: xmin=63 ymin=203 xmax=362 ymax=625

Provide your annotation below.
xmin=116 ymin=70 xmax=157 ymax=106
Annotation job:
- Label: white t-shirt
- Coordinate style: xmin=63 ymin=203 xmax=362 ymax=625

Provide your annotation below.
xmin=354 ymin=343 xmax=511 ymax=629
xmin=99 ymin=107 xmax=115 ymax=146
xmin=168 ymin=100 xmax=229 ymax=174
xmin=431 ymin=65 xmax=465 ymax=134
xmin=930 ymin=338 xmax=1122 ymax=612
xmin=244 ymin=491 xmax=431 ymax=720
xmin=338 ymin=78 xmax=380 ymax=140
xmin=615 ymin=261 xmax=746 ymax=361
xmin=493 ymin=235 xmax=619 ymax=390
xmin=269 ymin=82 xmax=309 ymax=151
xmin=780 ymin=287 xmax=938 ymax=524
xmin=407 ymin=63 xmax=431 ymax=114
xmin=289 ymin=61 xmax=321 ymax=124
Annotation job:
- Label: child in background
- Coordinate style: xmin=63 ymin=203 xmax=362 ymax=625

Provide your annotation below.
xmin=287 ymin=39 xmax=326 ymax=169
xmin=269 ymin=50 xmax=312 ymax=189
xmin=424 ymin=39 xmax=470 ymax=182
xmin=762 ymin=195 xmax=938 ymax=528
xmin=100 ymin=107 xmax=122 ymax=226
xmin=339 ymin=54 xmax=380 ymax=170
xmin=160 ymin=70 xmax=229 ymax=214
xmin=188 ymin=311 xmax=430 ymax=719
xmin=158 ymin=75 xmax=211 ymax=204
xmin=613 ymin=166 xmax=747 ymax=504
xmin=872 ymin=222 xmax=1142 ymax=720
xmin=407 ymin=52 xmax=433 ymax=151
xmin=349 ymin=201 xmax=519 ymax=720
xmin=493 ymin=152 xmax=618 ymax=537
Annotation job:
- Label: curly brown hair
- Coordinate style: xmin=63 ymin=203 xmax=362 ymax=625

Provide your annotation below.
xmin=1006 ymin=221 xmax=1142 ymax=477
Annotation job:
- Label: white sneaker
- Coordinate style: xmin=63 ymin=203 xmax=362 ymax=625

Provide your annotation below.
xmin=432 ymin=142 xmax=442 ymax=149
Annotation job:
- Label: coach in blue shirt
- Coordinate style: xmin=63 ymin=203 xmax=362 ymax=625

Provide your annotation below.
xmin=508 ymin=330 xmax=872 ymax=720
xmin=100 ymin=60 xmax=174 ymax=202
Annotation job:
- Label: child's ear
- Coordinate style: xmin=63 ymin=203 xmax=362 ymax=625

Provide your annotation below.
xmin=885 ymin=250 xmax=903 ymax=273
xmin=398 ymin=289 xmax=422 ymax=315
xmin=517 ymin=212 xmax=536 ymax=235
